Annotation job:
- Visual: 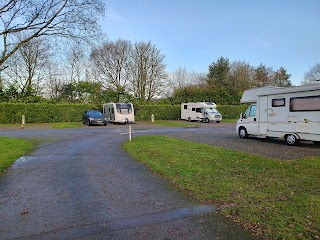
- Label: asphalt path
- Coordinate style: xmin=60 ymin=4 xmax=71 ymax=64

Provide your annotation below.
xmin=0 ymin=125 xmax=256 ymax=240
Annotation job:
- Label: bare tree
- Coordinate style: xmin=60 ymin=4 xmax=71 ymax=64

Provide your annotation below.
xmin=301 ymin=63 xmax=320 ymax=85
xmin=0 ymin=0 xmax=105 ymax=69
xmin=67 ymin=46 xmax=86 ymax=83
xmin=90 ymin=39 xmax=132 ymax=100
xmin=129 ymin=41 xmax=167 ymax=101
xmin=167 ymin=67 xmax=206 ymax=97
xmin=3 ymin=36 xmax=50 ymax=95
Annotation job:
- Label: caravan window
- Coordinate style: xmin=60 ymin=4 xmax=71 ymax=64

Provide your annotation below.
xmin=116 ymin=104 xmax=132 ymax=114
xmin=290 ymin=96 xmax=320 ymax=111
xmin=196 ymin=108 xmax=201 ymax=113
xmin=184 ymin=105 xmax=187 ymax=109
xmin=272 ymin=98 xmax=285 ymax=107
xmin=192 ymin=108 xmax=195 ymax=111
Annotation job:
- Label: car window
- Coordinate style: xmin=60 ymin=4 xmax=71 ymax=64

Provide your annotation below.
xmin=88 ymin=111 xmax=103 ymax=117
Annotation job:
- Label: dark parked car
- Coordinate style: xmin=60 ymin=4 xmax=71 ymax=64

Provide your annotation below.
xmin=82 ymin=110 xmax=107 ymax=126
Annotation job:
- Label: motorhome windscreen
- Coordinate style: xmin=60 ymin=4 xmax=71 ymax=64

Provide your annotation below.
xmin=206 ymin=108 xmax=218 ymax=113
xmin=116 ymin=104 xmax=132 ymax=114
xmin=290 ymin=96 xmax=320 ymax=111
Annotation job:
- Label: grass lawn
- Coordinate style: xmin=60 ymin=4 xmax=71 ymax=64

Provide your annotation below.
xmin=0 ymin=137 xmax=34 ymax=175
xmin=123 ymin=135 xmax=320 ymax=239
xmin=151 ymin=120 xmax=200 ymax=127
xmin=50 ymin=122 xmax=84 ymax=128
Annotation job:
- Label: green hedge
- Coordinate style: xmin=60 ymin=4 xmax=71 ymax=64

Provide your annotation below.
xmin=135 ymin=105 xmax=181 ymax=121
xmin=0 ymin=103 xmax=98 ymax=124
xmin=0 ymin=103 xmax=249 ymax=124
xmin=135 ymin=104 xmax=249 ymax=121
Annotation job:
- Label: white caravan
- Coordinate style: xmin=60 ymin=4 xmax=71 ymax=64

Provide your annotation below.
xmin=103 ymin=102 xmax=135 ymax=124
xmin=236 ymin=85 xmax=320 ymax=146
xmin=181 ymin=102 xmax=222 ymax=123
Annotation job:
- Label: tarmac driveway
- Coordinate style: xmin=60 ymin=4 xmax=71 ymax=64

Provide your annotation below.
xmin=0 ymin=126 xmax=255 ymax=240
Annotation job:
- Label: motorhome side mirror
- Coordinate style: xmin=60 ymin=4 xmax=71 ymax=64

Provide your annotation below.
xmin=240 ymin=113 xmax=244 ymax=119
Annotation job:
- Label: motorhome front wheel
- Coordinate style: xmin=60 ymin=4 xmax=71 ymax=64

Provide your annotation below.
xmin=238 ymin=127 xmax=248 ymax=139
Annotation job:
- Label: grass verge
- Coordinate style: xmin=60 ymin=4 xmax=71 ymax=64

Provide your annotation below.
xmin=123 ymin=135 xmax=320 ymax=239
xmin=151 ymin=120 xmax=200 ymax=127
xmin=0 ymin=137 xmax=34 ymax=175
xmin=50 ymin=122 xmax=84 ymax=128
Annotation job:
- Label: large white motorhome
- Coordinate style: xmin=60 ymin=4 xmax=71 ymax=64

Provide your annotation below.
xmin=103 ymin=102 xmax=135 ymax=124
xmin=181 ymin=102 xmax=222 ymax=123
xmin=236 ymin=85 xmax=320 ymax=145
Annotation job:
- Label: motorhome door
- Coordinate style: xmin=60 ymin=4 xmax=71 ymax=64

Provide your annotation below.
xmin=240 ymin=104 xmax=258 ymax=135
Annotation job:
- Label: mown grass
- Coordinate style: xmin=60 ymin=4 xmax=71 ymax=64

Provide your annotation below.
xmin=0 ymin=137 xmax=34 ymax=175
xmin=123 ymin=135 xmax=320 ymax=239
xmin=50 ymin=122 xmax=84 ymax=128
xmin=151 ymin=120 xmax=200 ymax=127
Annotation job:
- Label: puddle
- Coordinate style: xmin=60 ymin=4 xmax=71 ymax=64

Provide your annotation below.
xmin=12 ymin=156 xmax=37 ymax=168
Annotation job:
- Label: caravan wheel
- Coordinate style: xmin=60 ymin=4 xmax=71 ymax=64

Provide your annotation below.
xmin=188 ymin=117 xmax=192 ymax=122
xmin=285 ymin=134 xmax=300 ymax=146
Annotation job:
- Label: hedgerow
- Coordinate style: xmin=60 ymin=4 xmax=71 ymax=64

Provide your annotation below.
xmin=0 ymin=103 xmax=248 ymax=124
xmin=0 ymin=103 xmax=98 ymax=124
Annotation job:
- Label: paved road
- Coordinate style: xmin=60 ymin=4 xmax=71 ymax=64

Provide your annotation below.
xmin=0 ymin=125 xmax=255 ymax=240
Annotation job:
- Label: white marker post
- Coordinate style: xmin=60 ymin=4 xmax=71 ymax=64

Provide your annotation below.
xmin=129 ymin=124 xmax=132 ymax=141
xmin=151 ymin=114 xmax=154 ymax=123
xmin=21 ymin=115 xmax=25 ymax=129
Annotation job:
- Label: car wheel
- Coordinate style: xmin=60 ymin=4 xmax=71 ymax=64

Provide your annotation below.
xmin=87 ymin=120 xmax=91 ymax=126
xmin=285 ymin=134 xmax=300 ymax=146
xmin=188 ymin=117 xmax=192 ymax=122
xmin=313 ymin=141 xmax=320 ymax=145
xmin=238 ymin=127 xmax=248 ymax=139
xmin=205 ymin=118 xmax=210 ymax=123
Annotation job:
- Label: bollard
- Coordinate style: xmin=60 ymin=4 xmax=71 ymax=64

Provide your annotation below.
xmin=129 ymin=124 xmax=132 ymax=141
xmin=21 ymin=115 xmax=25 ymax=129
xmin=151 ymin=114 xmax=154 ymax=123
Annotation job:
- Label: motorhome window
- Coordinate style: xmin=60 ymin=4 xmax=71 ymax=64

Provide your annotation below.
xmin=243 ymin=105 xmax=256 ymax=118
xmin=196 ymin=108 xmax=201 ymax=113
xmin=272 ymin=98 xmax=285 ymax=107
xmin=184 ymin=105 xmax=187 ymax=109
xmin=290 ymin=96 xmax=320 ymax=111
xmin=192 ymin=108 xmax=195 ymax=111
xmin=116 ymin=103 xmax=132 ymax=114
xmin=207 ymin=108 xmax=218 ymax=113
xmin=249 ymin=105 xmax=256 ymax=117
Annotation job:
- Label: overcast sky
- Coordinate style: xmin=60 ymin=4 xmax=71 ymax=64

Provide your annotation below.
xmin=100 ymin=0 xmax=320 ymax=86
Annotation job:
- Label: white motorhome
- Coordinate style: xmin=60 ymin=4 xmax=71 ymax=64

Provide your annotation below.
xmin=181 ymin=102 xmax=222 ymax=123
xmin=236 ymin=85 xmax=320 ymax=146
xmin=103 ymin=102 xmax=135 ymax=124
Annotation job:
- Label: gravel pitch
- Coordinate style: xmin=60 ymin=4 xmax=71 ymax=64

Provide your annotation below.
xmin=158 ymin=121 xmax=320 ymax=160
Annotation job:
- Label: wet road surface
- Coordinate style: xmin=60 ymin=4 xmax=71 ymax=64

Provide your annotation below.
xmin=0 ymin=125 xmax=256 ymax=240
